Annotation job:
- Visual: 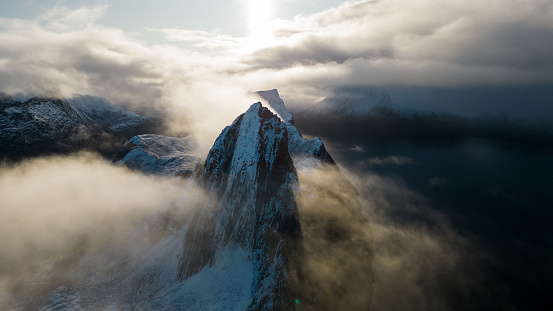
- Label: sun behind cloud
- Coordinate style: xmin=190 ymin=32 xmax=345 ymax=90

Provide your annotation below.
xmin=243 ymin=0 xmax=277 ymax=47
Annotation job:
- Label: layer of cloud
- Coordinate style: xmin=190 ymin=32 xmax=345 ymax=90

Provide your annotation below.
xmin=0 ymin=155 xmax=491 ymax=310
xmin=37 ymin=4 xmax=108 ymax=30
xmin=0 ymin=5 xmax=256 ymax=151
xmin=0 ymin=152 xmax=217 ymax=309
xmin=0 ymin=153 xmax=182 ymax=267
xmin=244 ymin=0 xmax=553 ymax=86
xmin=292 ymin=161 xmax=505 ymax=311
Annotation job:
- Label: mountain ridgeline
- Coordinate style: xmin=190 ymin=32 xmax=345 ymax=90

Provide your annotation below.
xmin=290 ymin=87 xmax=553 ymax=144
xmin=0 ymin=93 xmax=163 ymax=160
xmin=2 ymin=90 xmax=374 ymax=310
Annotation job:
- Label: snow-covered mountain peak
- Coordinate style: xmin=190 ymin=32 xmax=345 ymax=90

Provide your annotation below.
xmin=254 ymin=89 xmax=334 ymax=166
xmin=1 ymin=93 xmax=157 ymax=159
xmin=202 ymin=101 xmax=287 ymax=181
xmin=177 ymin=101 xmax=299 ymax=309
xmin=255 ymin=89 xmax=295 ymax=125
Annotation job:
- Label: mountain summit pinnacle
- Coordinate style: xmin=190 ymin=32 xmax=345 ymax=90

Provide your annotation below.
xmin=178 ymin=102 xmax=300 ymax=309
xmin=255 ymin=89 xmax=334 ymax=165
xmin=255 ymin=89 xmax=295 ymax=125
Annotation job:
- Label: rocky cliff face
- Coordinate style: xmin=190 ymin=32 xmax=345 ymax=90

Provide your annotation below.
xmin=178 ymin=103 xmax=301 ymax=310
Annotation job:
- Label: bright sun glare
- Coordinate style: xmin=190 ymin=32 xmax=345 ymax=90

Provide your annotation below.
xmin=244 ymin=0 xmax=275 ymax=45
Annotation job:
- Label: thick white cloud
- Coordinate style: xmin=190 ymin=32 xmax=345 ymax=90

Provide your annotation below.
xmin=245 ymin=0 xmax=553 ymax=86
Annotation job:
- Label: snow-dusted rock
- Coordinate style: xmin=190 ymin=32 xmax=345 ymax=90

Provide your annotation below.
xmin=68 ymin=95 xmax=152 ymax=136
xmin=255 ymin=89 xmax=334 ymax=166
xmin=0 ymin=94 xmax=155 ymax=159
xmin=179 ymin=102 xmax=300 ymax=309
xmin=255 ymin=89 xmax=295 ymax=125
xmin=113 ymin=134 xmax=201 ymax=177
xmin=0 ymin=95 xmax=88 ymax=157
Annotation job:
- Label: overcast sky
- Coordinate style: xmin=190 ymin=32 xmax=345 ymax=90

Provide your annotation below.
xmin=1 ymin=0 xmax=552 ymax=124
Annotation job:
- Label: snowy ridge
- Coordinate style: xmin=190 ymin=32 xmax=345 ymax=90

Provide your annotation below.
xmin=0 ymin=95 xmax=88 ymax=156
xmin=113 ymin=134 xmax=201 ymax=177
xmin=68 ymin=95 xmax=150 ymax=134
xmin=0 ymin=93 xmax=155 ymax=158
xmin=255 ymin=89 xmax=334 ymax=167
xmin=255 ymin=89 xmax=294 ymax=124
xmin=296 ymin=87 xmax=394 ymax=118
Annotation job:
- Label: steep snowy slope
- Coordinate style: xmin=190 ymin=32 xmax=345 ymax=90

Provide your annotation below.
xmin=113 ymin=134 xmax=201 ymax=177
xmin=179 ymin=102 xmax=300 ymax=310
xmin=67 ymin=95 xmax=152 ymax=137
xmin=0 ymin=95 xmax=89 ymax=157
xmin=255 ymin=89 xmax=334 ymax=167
xmin=0 ymin=93 xmax=155 ymax=159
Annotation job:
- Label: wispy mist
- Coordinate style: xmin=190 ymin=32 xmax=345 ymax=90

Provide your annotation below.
xmin=0 ymin=152 xmax=191 ymax=307
xmin=286 ymin=160 xmax=504 ymax=311
xmin=343 ymin=168 xmax=507 ymax=311
xmin=291 ymin=163 xmax=374 ymax=310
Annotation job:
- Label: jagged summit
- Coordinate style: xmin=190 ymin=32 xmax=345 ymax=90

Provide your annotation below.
xmin=179 ymin=102 xmax=300 ymax=309
xmin=255 ymin=89 xmax=334 ymax=167
xmin=255 ymin=89 xmax=294 ymax=125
